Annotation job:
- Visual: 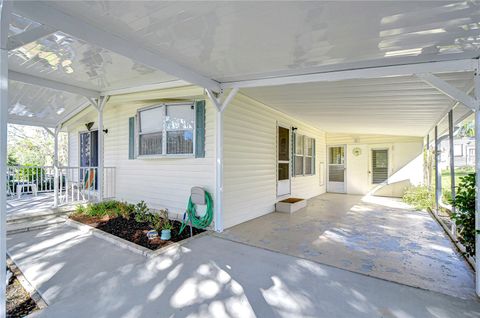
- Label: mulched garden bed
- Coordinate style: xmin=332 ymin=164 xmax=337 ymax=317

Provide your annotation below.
xmin=70 ymin=213 xmax=205 ymax=250
xmin=6 ymin=269 xmax=39 ymax=318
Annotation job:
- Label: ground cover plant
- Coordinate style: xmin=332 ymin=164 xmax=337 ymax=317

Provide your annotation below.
xmin=71 ymin=200 xmax=204 ymax=250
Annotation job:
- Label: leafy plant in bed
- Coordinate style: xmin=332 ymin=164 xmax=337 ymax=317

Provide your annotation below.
xmin=70 ymin=200 xmax=205 ymax=250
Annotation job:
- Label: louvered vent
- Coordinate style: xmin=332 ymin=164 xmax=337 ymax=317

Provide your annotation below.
xmin=372 ymin=149 xmax=388 ymax=184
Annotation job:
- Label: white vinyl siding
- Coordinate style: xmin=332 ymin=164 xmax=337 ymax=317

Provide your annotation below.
xmin=223 ymin=93 xmax=326 ymax=228
xmin=66 ymin=86 xmax=214 ymax=220
xmin=66 ymin=87 xmax=327 ymax=229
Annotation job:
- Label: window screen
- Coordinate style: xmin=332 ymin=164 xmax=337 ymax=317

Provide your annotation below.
xmin=138 ymin=103 xmax=195 ymax=156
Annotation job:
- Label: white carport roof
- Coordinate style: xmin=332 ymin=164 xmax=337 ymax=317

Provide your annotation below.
xmin=5 ymin=1 xmax=480 ymax=134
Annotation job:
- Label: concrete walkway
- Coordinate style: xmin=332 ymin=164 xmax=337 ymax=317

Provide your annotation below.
xmin=7 ymin=224 xmax=480 ymax=317
xmin=218 ymin=193 xmax=476 ymax=299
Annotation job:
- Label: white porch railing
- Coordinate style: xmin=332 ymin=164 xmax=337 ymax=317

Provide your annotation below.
xmin=7 ymin=165 xmax=115 ymax=204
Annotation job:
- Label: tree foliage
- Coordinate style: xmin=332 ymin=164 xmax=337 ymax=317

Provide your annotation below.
xmin=7 ymin=124 xmax=68 ymax=166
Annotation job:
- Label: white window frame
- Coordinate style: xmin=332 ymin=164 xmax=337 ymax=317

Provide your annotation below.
xmin=293 ymin=134 xmax=316 ymax=177
xmin=137 ymin=102 xmax=196 ymax=158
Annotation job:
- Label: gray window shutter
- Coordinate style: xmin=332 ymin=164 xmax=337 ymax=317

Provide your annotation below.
xmin=128 ymin=117 xmax=135 ymax=159
xmin=195 ymin=100 xmax=206 ymax=158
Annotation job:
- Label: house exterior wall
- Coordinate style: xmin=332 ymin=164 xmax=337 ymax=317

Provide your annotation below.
xmin=65 ymin=89 xmax=327 ymax=229
xmin=327 ymin=134 xmax=423 ymax=197
xmin=65 ymin=86 xmax=215 ymax=220
xmin=222 ymin=93 xmax=327 ymax=229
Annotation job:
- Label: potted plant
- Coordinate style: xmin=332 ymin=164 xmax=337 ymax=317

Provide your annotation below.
xmin=160 ymin=220 xmax=172 ymax=240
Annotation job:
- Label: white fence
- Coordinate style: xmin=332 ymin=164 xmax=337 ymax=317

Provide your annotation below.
xmin=7 ymin=165 xmax=115 ymax=204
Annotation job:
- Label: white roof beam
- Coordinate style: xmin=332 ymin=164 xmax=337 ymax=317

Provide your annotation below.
xmin=221 ymin=59 xmax=477 ymax=89
xmin=102 ymin=80 xmax=190 ymax=96
xmin=7 ymin=24 xmax=55 ymax=50
xmin=7 ymin=115 xmax=56 ymax=128
xmin=9 ymin=70 xmax=100 ymax=98
xmin=416 ymin=73 xmax=476 ymax=110
xmin=12 ymin=1 xmax=221 ymax=92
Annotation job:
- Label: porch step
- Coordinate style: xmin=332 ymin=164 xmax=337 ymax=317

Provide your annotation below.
xmin=7 ymin=215 xmax=67 ymax=235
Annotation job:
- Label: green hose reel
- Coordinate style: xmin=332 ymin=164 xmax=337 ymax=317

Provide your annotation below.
xmin=179 ymin=187 xmax=213 ymax=234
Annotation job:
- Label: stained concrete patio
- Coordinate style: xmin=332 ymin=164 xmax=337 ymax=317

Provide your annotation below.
xmin=7 ymin=225 xmax=480 ymax=317
xmin=217 ymin=193 xmax=476 ymax=300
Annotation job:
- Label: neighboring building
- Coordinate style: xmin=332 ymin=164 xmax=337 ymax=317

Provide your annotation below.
xmin=64 ymin=85 xmax=423 ymax=229
xmin=439 ymin=137 xmax=475 ymax=170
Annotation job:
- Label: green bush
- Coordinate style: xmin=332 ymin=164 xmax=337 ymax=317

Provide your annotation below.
xmin=403 ymin=186 xmax=435 ymax=211
xmin=451 ymin=173 xmax=477 ymax=258
xmin=134 ymin=201 xmax=150 ymax=223
xmin=74 ymin=200 xmax=134 ymax=219
xmin=74 ymin=200 xmax=171 ymax=234
xmin=18 ymin=165 xmax=45 ymax=182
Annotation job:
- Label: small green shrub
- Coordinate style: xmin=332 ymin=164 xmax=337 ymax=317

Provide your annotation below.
xmin=403 ymin=186 xmax=435 ymax=211
xmin=162 ymin=220 xmax=173 ymax=230
xmin=75 ymin=204 xmax=86 ymax=215
xmin=451 ymin=173 xmax=478 ymax=258
xmin=74 ymin=200 xmax=132 ymax=219
xmin=149 ymin=213 xmax=163 ymax=232
xmin=134 ymin=201 xmax=150 ymax=223
xmin=85 ymin=202 xmax=108 ymax=217
xmin=116 ymin=201 xmax=134 ymax=219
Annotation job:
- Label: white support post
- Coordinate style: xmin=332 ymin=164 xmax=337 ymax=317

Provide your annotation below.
xmin=53 ymin=126 xmax=60 ymax=208
xmin=448 ymin=110 xmax=457 ymax=237
xmin=0 ymin=2 xmax=10 ymax=316
xmin=206 ymin=88 xmax=239 ymax=232
xmin=95 ymin=96 xmax=108 ymax=202
xmin=434 ymin=126 xmax=440 ymax=216
xmin=474 ymin=65 xmax=480 ymax=297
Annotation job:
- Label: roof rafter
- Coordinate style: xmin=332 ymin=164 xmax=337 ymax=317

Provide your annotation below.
xmin=416 ymin=73 xmax=476 ymax=110
xmin=221 ymin=59 xmax=477 ymax=89
xmin=9 ymin=70 xmax=100 ymax=98
xmin=12 ymin=1 xmax=221 ymax=92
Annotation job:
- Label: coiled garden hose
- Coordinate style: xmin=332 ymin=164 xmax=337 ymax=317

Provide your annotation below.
xmin=179 ymin=190 xmax=214 ymax=234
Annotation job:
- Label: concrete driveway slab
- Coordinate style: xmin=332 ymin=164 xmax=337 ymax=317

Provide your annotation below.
xmin=218 ymin=194 xmax=476 ymax=299
xmin=7 ymin=225 xmax=480 ymax=317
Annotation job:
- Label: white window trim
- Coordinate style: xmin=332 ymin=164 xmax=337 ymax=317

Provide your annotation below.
xmin=294 ymin=134 xmax=316 ymax=177
xmin=136 ymin=102 xmax=196 ymax=158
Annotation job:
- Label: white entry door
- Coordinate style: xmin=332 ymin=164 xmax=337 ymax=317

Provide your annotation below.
xmin=277 ymin=125 xmax=291 ymax=196
xmin=327 ymin=145 xmax=346 ymax=193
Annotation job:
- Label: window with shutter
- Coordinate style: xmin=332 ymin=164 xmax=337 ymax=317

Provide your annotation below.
xmin=135 ymin=102 xmax=198 ymax=157
xmin=372 ymin=149 xmax=389 ymax=184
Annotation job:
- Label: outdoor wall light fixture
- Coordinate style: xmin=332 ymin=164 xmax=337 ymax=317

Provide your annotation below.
xmin=85 ymin=122 xmax=94 ymax=131
xmin=292 ymin=127 xmax=298 ymax=131
xmin=85 ymin=121 xmax=108 ymax=134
